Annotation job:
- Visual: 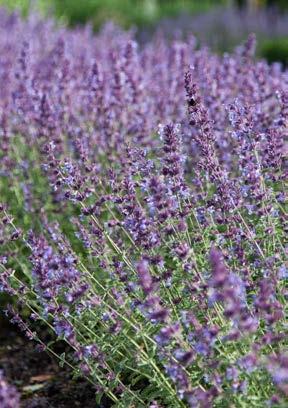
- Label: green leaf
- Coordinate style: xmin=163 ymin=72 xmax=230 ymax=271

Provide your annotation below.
xmin=95 ymin=391 xmax=104 ymax=405
xmin=59 ymin=352 xmax=66 ymax=368
xmin=22 ymin=383 xmax=45 ymax=393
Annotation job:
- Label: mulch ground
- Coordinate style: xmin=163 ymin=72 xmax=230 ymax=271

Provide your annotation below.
xmin=0 ymin=318 xmax=102 ymax=408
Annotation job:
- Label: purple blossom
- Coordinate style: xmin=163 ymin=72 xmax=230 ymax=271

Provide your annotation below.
xmin=0 ymin=8 xmax=286 ymax=407
xmin=0 ymin=371 xmax=20 ymax=408
xmin=136 ymin=259 xmax=153 ymax=295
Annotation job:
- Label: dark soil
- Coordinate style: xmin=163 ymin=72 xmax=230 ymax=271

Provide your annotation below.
xmin=0 ymin=317 xmax=101 ymax=408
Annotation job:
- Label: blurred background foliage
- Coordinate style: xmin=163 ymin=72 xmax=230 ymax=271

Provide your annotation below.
xmin=0 ymin=0 xmax=287 ymax=63
xmin=0 ymin=0 xmax=227 ymax=26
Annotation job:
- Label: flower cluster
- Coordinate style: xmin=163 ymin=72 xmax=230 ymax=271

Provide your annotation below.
xmin=0 ymin=371 xmax=20 ymax=408
xmin=0 ymin=8 xmax=287 ymax=408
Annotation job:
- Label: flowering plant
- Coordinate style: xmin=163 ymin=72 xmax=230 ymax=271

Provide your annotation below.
xmin=0 ymin=9 xmax=287 ymax=407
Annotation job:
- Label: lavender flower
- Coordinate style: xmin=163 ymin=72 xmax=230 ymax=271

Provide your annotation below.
xmin=0 ymin=8 xmax=286 ymax=407
xmin=0 ymin=372 xmax=20 ymax=408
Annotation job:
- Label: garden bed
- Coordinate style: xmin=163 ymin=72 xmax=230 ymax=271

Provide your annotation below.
xmin=0 ymin=319 xmax=101 ymax=408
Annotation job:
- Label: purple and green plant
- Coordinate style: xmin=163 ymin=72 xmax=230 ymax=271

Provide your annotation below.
xmin=0 ymin=9 xmax=287 ymax=408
